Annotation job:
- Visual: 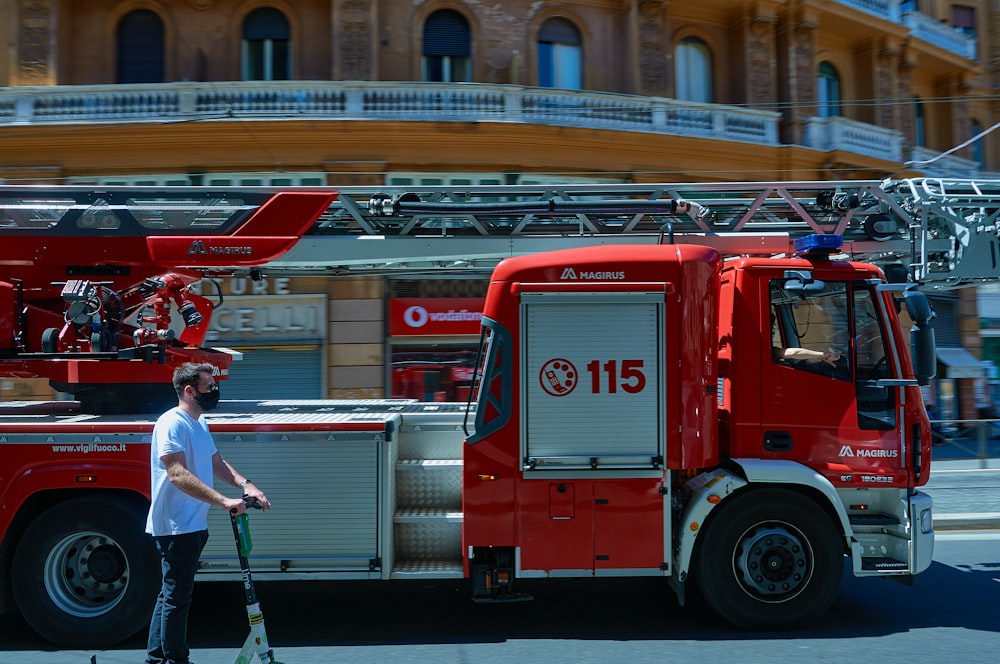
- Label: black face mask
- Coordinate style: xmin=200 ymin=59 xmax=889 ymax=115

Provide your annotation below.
xmin=193 ymin=384 xmax=220 ymax=411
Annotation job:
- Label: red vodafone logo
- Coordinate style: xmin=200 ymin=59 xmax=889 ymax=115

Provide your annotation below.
xmin=539 ymin=358 xmax=577 ymax=396
xmin=389 ymin=298 xmax=484 ymax=336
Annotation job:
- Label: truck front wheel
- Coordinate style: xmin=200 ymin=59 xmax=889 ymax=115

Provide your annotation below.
xmin=11 ymin=496 xmax=159 ymax=647
xmin=695 ymin=488 xmax=844 ymax=629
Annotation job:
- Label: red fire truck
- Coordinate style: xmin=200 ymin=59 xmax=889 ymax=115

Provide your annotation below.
xmin=0 ymin=179 xmax=966 ymax=647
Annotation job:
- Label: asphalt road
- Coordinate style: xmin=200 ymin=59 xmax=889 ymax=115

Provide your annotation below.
xmin=4 ymin=532 xmax=1000 ymax=664
xmin=2 ymin=462 xmax=999 ymax=663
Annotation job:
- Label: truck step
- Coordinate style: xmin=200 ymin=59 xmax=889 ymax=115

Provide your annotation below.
xmin=394 ymin=507 xmax=464 ymax=522
xmin=849 ymin=513 xmax=900 ymax=527
xmin=861 ymin=556 xmax=908 ymax=571
xmin=397 ymin=459 xmax=463 ymax=468
xmin=391 ymin=559 xmax=464 ymax=578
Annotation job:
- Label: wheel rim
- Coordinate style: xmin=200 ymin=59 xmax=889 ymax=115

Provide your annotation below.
xmin=42 ymin=531 xmax=130 ymax=617
xmin=732 ymin=523 xmax=813 ymax=602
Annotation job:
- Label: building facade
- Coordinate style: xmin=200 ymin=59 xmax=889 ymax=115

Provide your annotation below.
xmin=0 ymin=0 xmax=997 ymax=409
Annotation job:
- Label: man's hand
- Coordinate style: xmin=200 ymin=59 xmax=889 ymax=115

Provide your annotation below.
xmin=224 ymin=497 xmax=247 ymax=514
xmin=243 ymin=484 xmax=272 ymax=511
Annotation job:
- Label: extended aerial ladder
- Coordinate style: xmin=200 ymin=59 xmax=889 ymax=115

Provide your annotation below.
xmin=1 ymin=177 xmax=998 ymax=411
xmin=274 ymin=177 xmax=1000 ymax=288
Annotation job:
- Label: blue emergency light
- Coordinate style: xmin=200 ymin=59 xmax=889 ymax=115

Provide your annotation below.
xmin=794 ymin=233 xmax=843 ymax=256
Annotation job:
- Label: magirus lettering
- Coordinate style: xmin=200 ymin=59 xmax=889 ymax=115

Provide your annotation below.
xmin=559 ymin=267 xmax=626 ymax=280
xmin=209 ymin=246 xmax=253 ymax=255
xmin=838 ymin=445 xmax=898 ymax=458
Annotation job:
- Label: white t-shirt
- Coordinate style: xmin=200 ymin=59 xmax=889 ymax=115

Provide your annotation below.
xmin=145 ymin=407 xmax=218 ymax=536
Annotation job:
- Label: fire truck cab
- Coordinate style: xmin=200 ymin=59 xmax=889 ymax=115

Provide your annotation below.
xmin=465 ymin=238 xmax=934 ymax=628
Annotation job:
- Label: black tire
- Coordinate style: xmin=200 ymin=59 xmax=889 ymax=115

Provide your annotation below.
xmin=41 ymin=327 xmax=59 ymax=353
xmin=11 ymin=496 xmax=159 ymax=647
xmin=90 ymin=328 xmax=112 ymax=352
xmin=694 ymin=488 xmax=844 ymax=630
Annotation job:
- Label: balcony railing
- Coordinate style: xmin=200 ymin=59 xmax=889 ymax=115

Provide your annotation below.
xmin=835 ymin=0 xmax=899 ymax=22
xmin=831 ymin=2 xmax=977 ymax=61
xmin=907 ymin=147 xmax=979 ymax=179
xmin=803 ymin=115 xmax=904 ymax=162
xmin=0 ymin=81 xmax=781 ymax=146
xmin=902 ymin=10 xmax=977 ymax=60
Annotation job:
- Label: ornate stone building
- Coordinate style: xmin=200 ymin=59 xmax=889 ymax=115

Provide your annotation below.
xmin=0 ymin=0 xmax=996 ymax=412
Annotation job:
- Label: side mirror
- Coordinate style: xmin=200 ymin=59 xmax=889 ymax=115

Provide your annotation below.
xmin=903 ymin=290 xmax=934 ymax=326
xmin=905 ymin=290 xmax=936 ymax=386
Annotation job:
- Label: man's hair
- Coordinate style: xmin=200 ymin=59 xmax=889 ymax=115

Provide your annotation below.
xmin=172 ymin=362 xmax=214 ymax=399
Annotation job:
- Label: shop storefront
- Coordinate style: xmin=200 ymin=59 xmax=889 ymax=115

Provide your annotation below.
xmin=194 ymin=278 xmax=327 ymax=399
xmin=387 ymin=296 xmax=484 ymax=402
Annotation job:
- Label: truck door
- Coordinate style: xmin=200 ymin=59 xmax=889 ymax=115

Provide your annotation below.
xmin=516 ymin=289 xmax=667 ymax=575
xmin=761 ymin=277 xmax=904 ymax=483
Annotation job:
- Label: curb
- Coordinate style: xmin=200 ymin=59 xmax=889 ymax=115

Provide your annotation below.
xmin=933 ymin=512 xmax=1000 ymax=531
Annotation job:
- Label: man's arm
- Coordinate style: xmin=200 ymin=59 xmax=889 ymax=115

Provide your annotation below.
xmin=212 ymin=452 xmax=271 ymax=510
xmin=162 ymin=451 xmax=246 ymax=514
xmin=778 ymin=347 xmax=840 ymax=366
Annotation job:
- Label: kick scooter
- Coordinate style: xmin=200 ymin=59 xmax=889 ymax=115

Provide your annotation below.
xmin=231 ymin=495 xmax=284 ymax=664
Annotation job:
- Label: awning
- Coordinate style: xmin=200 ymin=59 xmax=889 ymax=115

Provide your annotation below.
xmin=936 ymin=347 xmax=984 ymax=379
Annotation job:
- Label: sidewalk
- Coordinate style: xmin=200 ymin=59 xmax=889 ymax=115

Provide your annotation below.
xmin=930 ymin=440 xmax=1000 ymax=530
xmin=931 ymin=434 xmax=1000 ymax=465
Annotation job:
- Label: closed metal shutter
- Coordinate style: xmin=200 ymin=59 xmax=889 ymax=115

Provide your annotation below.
xmin=928 ymin=297 xmax=959 ymax=346
xmin=522 ymin=292 xmax=664 ymax=469
xmin=223 ymin=346 xmax=323 ymax=399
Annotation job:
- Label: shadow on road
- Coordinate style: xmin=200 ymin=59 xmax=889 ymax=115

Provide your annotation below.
xmin=3 ymin=555 xmax=995 ymax=655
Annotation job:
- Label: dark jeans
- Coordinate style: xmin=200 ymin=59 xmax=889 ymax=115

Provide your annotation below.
xmin=146 ymin=530 xmax=209 ymax=664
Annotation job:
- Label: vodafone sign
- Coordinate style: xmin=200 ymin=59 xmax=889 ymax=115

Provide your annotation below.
xmin=389 ymin=298 xmax=485 ymax=336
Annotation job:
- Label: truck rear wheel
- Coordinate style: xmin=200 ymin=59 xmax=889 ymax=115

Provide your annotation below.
xmin=695 ymin=488 xmax=844 ymax=629
xmin=11 ymin=496 xmax=159 ymax=647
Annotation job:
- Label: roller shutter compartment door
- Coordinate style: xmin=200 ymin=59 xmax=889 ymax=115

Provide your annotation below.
xmin=522 ymin=292 xmax=664 ymax=470
xmin=223 ymin=346 xmax=322 ymax=399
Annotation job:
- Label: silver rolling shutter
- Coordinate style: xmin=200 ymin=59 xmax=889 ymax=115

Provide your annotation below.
xmin=522 ymin=291 xmax=664 ymax=471
xmin=223 ymin=346 xmax=323 ymax=399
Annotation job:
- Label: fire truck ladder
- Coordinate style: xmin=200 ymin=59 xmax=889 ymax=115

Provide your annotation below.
xmin=267 ymin=177 xmax=1000 ymax=289
xmin=2 ymin=178 xmax=1000 ymax=288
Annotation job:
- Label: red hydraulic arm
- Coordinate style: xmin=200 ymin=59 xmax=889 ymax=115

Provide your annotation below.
xmin=0 ymin=187 xmax=336 ymax=412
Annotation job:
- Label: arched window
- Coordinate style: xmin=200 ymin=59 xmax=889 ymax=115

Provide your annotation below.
xmin=674 ymin=37 xmax=712 ymax=103
xmin=817 ymin=61 xmax=841 ymax=117
xmin=242 ymin=7 xmax=290 ymax=81
xmin=422 ymin=10 xmax=471 ymax=82
xmin=914 ymin=97 xmax=926 ymax=147
xmin=116 ymin=10 xmax=165 ymax=84
xmin=537 ymin=17 xmax=582 ymax=90
xmin=971 ymin=119 xmax=985 ymax=166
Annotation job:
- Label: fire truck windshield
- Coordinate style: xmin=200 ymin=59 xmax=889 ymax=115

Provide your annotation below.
xmin=770 ymin=277 xmax=898 ymax=430
xmin=770 ymin=279 xmax=851 ymax=380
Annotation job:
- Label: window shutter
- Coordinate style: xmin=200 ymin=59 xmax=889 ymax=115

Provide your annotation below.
xmin=116 ymin=10 xmax=165 ymax=84
xmin=424 ymin=10 xmax=471 ymax=56
xmin=539 ymin=18 xmax=581 ymax=45
xmin=243 ymin=7 xmax=290 ymax=39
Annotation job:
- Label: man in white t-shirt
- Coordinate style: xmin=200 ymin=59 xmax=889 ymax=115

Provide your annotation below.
xmin=145 ymin=362 xmax=270 ymax=664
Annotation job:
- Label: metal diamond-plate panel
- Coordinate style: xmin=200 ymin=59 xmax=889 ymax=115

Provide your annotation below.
xmin=396 ymin=413 xmax=467 ymax=460
xmin=391 ymin=560 xmax=464 ymax=578
xmin=396 ymin=461 xmax=462 ymax=510
xmin=394 ymin=518 xmax=462 ymax=560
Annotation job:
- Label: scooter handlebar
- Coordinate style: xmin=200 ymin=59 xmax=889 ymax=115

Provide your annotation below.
xmin=230 ymin=495 xmax=264 ymax=513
